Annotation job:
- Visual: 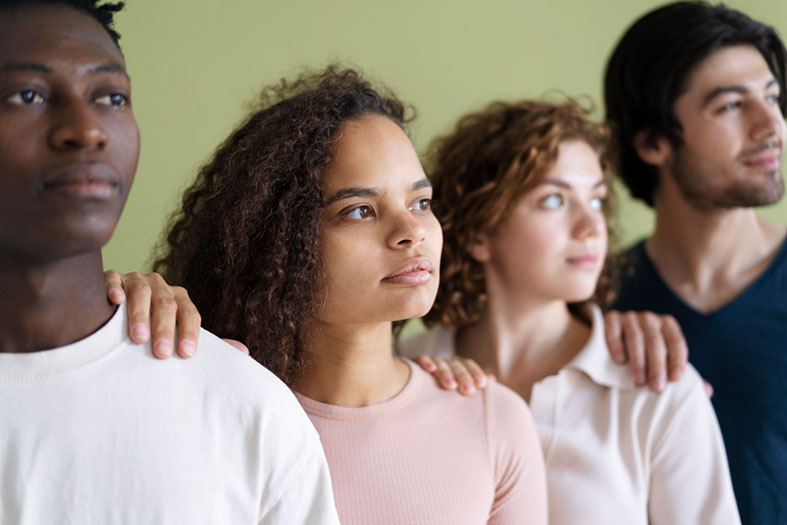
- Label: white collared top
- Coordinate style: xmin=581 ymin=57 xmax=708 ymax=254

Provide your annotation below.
xmin=398 ymin=304 xmax=740 ymax=525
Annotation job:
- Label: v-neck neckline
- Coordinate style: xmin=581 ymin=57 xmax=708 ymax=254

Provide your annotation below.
xmin=636 ymin=236 xmax=787 ymax=320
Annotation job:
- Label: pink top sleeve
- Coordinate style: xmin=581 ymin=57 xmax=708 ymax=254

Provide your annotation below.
xmin=486 ymin=382 xmax=548 ymax=525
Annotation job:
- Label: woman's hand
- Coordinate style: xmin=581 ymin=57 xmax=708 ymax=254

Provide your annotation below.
xmin=604 ymin=310 xmax=689 ymax=393
xmin=104 ymin=270 xmax=203 ymax=359
xmin=414 ymin=355 xmax=493 ymax=396
xmin=105 ymin=270 xmax=251 ymax=358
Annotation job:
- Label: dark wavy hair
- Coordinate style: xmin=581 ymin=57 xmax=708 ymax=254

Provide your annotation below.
xmin=423 ymin=99 xmax=616 ymax=330
xmin=0 ymin=0 xmax=125 ymax=44
xmin=153 ymin=66 xmax=409 ymax=385
xmin=605 ymin=1 xmax=787 ymax=206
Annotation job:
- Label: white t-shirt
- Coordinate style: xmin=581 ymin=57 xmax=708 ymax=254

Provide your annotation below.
xmin=0 ymin=307 xmax=339 ymax=525
xmin=398 ymin=305 xmax=740 ymax=525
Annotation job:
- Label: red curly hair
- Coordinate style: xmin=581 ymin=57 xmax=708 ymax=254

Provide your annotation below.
xmin=423 ymin=99 xmax=616 ymax=330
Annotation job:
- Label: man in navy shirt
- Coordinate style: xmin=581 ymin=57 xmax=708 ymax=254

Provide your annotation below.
xmin=605 ymin=2 xmax=787 ymax=523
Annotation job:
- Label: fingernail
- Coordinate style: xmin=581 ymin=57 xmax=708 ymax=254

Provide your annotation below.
xmin=636 ymin=373 xmax=646 ymax=385
xmin=109 ymin=288 xmax=125 ymax=303
xmin=670 ymin=368 xmax=683 ymax=381
xmin=474 ymin=375 xmax=487 ymax=388
xmin=180 ymin=339 xmax=196 ymax=357
xmin=653 ymin=376 xmax=666 ymax=392
xmin=131 ymin=323 xmax=149 ymax=342
xmin=154 ymin=339 xmax=173 ymax=358
xmin=445 ymin=379 xmax=457 ymax=389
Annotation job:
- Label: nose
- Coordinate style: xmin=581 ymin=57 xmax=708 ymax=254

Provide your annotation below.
xmin=572 ymin=203 xmax=604 ymax=241
xmin=750 ymin=98 xmax=786 ymax=144
xmin=387 ymin=210 xmax=427 ymax=249
xmin=49 ymin=98 xmax=109 ymax=150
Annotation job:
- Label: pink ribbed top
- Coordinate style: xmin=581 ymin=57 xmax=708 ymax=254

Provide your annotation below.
xmin=295 ymin=359 xmax=547 ymax=524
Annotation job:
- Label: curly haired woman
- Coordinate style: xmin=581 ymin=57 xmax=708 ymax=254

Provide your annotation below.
xmin=150 ymin=67 xmax=547 ymax=524
xmin=398 ymin=99 xmax=740 ymax=524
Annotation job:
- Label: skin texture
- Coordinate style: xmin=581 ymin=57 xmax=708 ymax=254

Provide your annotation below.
xmin=636 ymin=44 xmax=787 ymax=313
xmin=470 ymin=141 xmax=607 ymax=304
xmin=294 ymin=114 xmax=442 ymax=407
xmin=0 ymin=4 xmax=138 ymax=353
xmin=318 ymin=115 xmax=442 ymax=326
xmin=103 ymin=269 xmax=207 ymax=357
xmin=669 ymin=45 xmax=785 ymax=211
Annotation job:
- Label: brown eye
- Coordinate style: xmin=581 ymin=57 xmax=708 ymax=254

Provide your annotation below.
xmin=95 ymin=93 xmax=129 ymax=107
xmin=410 ymin=198 xmax=431 ymax=211
xmin=345 ymin=205 xmax=374 ymax=219
xmin=7 ymin=89 xmax=45 ymax=105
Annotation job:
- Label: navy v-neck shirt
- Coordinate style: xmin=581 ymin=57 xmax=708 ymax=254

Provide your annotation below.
xmin=611 ymin=240 xmax=787 ymax=524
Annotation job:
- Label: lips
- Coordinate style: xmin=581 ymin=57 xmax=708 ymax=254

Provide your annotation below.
xmin=41 ymin=163 xmax=119 ymax=200
xmin=382 ymin=257 xmax=433 ymax=285
xmin=566 ymin=253 xmax=599 ymax=268
xmin=741 ymin=149 xmax=782 ymax=170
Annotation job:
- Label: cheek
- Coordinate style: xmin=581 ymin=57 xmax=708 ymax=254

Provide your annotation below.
xmin=109 ymin=118 xmax=140 ymax=179
xmin=320 ymin=228 xmax=376 ymax=293
xmin=501 ymin=215 xmax=563 ymax=257
xmin=424 ymin=215 xmax=443 ymax=265
xmin=682 ymin=119 xmax=741 ymax=160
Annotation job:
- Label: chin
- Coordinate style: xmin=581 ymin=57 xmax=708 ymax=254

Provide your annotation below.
xmin=559 ymin=282 xmax=597 ymax=304
xmin=389 ymin=289 xmax=437 ymax=321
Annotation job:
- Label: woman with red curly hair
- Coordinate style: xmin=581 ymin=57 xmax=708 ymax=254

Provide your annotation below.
xmin=151 ymin=67 xmax=547 ymax=524
xmin=398 ymin=100 xmax=739 ymax=524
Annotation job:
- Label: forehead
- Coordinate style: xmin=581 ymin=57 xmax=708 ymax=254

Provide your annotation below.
xmin=684 ymin=44 xmax=775 ymax=93
xmin=0 ymin=4 xmax=123 ymax=69
xmin=322 ymin=114 xmax=423 ymax=189
xmin=543 ymin=140 xmax=604 ymax=181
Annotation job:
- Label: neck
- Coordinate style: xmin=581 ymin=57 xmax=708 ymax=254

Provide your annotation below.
xmin=0 ymin=252 xmax=115 ymax=353
xmin=455 ymin=273 xmax=590 ymax=398
xmin=648 ymin=174 xmax=786 ymax=310
xmin=294 ymin=320 xmax=410 ymax=407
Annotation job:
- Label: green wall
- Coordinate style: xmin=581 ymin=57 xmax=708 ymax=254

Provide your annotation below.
xmin=106 ymin=0 xmax=787 ymax=273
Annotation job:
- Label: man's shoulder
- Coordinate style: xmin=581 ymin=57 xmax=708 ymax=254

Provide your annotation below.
xmin=188 ymin=328 xmax=302 ymax=408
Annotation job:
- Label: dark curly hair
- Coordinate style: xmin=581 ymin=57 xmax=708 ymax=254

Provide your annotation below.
xmin=153 ymin=66 xmax=409 ymax=385
xmin=0 ymin=0 xmax=125 ymax=45
xmin=605 ymin=1 xmax=787 ymax=206
xmin=423 ymin=99 xmax=616 ymax=330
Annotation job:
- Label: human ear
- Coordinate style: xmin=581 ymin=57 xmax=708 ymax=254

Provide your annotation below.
xmin=633 ymin=129 xmax=672 ymax=167
xmin=467 ymin=232 xmax=492 ymax=263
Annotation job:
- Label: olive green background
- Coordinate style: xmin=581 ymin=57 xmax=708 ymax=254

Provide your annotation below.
xmin=106 ymin=0 xmax=787 ymax=273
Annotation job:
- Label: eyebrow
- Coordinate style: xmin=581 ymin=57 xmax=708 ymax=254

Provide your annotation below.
xmin=325 ymin=186 xmax=379 ymax=206
xmin=702 ymin=78 xmax=779 ymax=107
xmin=541 ymin=178 xmax=606 ymax=189
xmin=92 ymin=64 xmax=130 ymax=80
xmin=412 ymin=178 xmax=432 ymax=191
xmin=324 ymin=178 xmax=431 ymax=206
xmin=0 ymin=61 xmax=52 ymax=73
xmin=0 ymin=61 xmax=129 ymax=80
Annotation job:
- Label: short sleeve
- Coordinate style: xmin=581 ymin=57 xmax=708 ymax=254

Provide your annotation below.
xmin=648 ymin=370 xmax=741 ymax=525
xmin=259 ymin=440 xmax=339 ymax=525
xmin=485 ymin=383 xmax=548 ymax=525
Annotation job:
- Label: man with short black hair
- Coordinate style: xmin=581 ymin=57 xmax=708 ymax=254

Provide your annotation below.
xmin=0 ymin=2 xmax=338 ymax=522
xmin=606 ymin=2 xmax=787 ymax=522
